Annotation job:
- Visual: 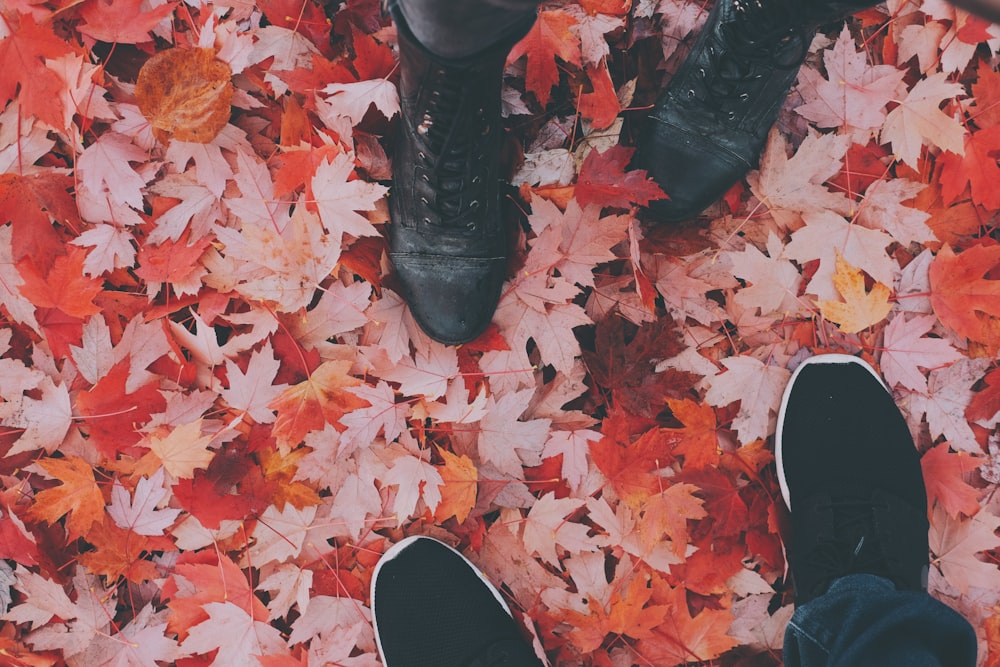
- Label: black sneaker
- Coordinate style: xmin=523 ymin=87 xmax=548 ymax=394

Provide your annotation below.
xmin=776 ymin=354 xmax=930 ymax=605
xmin=387 ymin=9 xmax=532 ymax=345
xmin=636 ymin=0 xmax=872 ymax=222
xmin=371 ymin=536 xmax=544 ymax=667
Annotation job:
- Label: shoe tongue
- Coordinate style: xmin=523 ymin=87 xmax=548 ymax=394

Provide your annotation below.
xmin=466 ymin=638 xmax=542 ymax=667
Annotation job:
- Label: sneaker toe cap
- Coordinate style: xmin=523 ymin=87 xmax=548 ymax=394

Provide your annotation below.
xmin=391 ymin=253 xmax=505 ymax=345
xmin=637 ymin=119 xmax=753 ymax=223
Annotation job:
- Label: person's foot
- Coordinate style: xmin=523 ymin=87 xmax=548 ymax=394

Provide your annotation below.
xmin=371 ymin=536 xmax=544 ymax=667
xmin=636 ymin=0 xmax=871 ymax=222
xmin=387 ymin=9 xmax=526 ymax=345
xmin=776 ymin=354 xmax=930 ymax=605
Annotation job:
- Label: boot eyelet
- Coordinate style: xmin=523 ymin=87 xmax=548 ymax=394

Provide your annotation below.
xmin=727 ymin=111 xmax=736 ymax=121
xmin=698 ymin=67 xmax=706 ymax=78
xmin=420 ymin=196 xmax=429 ymax=205
xmin=472 ymin=176 xmax=481 ymax=184
xmin=469 ymin=200 xmax=480 ymax=209
xmin=421 ymin=174 xmax=430 ymax=182
xmin=687 ymin=89 xmax=696 ymax=99
xmin=739 ymin=93 xmax=750 ymax=103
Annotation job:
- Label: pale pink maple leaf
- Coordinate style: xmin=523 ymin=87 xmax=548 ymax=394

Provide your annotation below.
xmin=0 ymin=376 xmax=72 ymax=456
xmin=566 ymin=4 xmax=624 ymax=66
xmin=423 ymin=379 xmax=489 ymax=424
xmin=542 ymin=429 xmax=601 ymax=493
xmin=339 ymin=381 xmax=409 ymax=453
xmin=3 ymin=566 xmax=78 ymax=627
xmin=856 ymin=179 xmax=934 ymax=247
xmin=71 ymin=223 xmax=137 ymax=276
xmin=881 ymin=72 xmax=966 ymax=170
xmin=227 ymin=150 xmax=290 ymax=230
xmin=796 ymin=25 xmax=906 ymax=132
xmin=880 ymin=314 xmax=962 ymax=392
xmin=785 ymin=210 xmax=895 ymax=303
xmin=522 ymin=492 xmax=595 ymax=566
xmin=478 ymin=388 xmax=551 ymax=477
xmin=376 ymin=342 xmax=458 ymax=400
xmin=311 ymin=152 xmax=388 ymax=246
xmin=320 ymin=79 xmax=399 ymax=125
xmin=704 ymin=356 xmax=791 ymax=444
xmin=929 ymin=503 xmax=1000 ymax=595
xmin=147 ymin=173 xmax=221 ymax=244
xmin=179 ymin=602 xmax=289 ymax=666
xmin=748 ymin=130 xmax=852 ymax=227
xmin=221 ymin=341 xmax=287 ymax=424
xmin=727 ymin=233 xmax=804 ymax=318
xmin=291 ymin=280 xmax=372 ymax=349
xmin=909 ymin=359 xmax=991 ymax=454
xmin=77 ymin=133 xmax=148 ymax=209
xmin=382 ymin=453 xmax=444 ymax=520
xmin=108 ymin=468 xmax=182 ymax=536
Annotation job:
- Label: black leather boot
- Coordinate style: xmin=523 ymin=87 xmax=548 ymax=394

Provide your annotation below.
xmin=636 ymin=0 xmax=874 ymax=223
xmin=387 ymin=9 xmax=533 ymax=345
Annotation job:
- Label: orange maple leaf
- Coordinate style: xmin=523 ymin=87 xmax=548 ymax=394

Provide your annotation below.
xmin=664 ymin=399 xmax=720 ymax=470
xmin=507 ymin=8 xmax=581 ymax=107
xmin=29 ymin=456 xmax=106 ymax=539
xmin=565 ymin=575 xmax=670 ymax=652
xmin=269 ymin=360 xmax=369 ymax=452
xmin=17 ymin=246 xmax=103 ymax=318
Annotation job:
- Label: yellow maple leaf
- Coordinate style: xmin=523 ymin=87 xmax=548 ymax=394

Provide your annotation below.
xmin=147 ymin=420 xmax=215 ymax=479
xmin=819 ymin=253 xmax=893 ymax=334
xmin=435 ymin=448 xmax=478 ymax=524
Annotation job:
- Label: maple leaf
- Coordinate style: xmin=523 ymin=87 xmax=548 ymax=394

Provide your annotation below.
xmin=75 ymin=360 xmax=166 ymax=457
xmin=578 ymin=63 xmax=620 ymax=130
xmin=221 ymin=342 xmax=287 ymax=425
xmin=477 ymin=389 xmax=551 ymax=477
xmin=383 ymin=453 xmax=443 ymax=520
xmin=704 ymin=356 xmax=791 ymax=445
xmin=508 ymin=8 xmax=582 ymax=107
xmin=967 ymin=366 xmax=1000 ymax=424
xmin=523 ymin=195 xmax=629 ymax=289
xmin=565 ymin=574 xmax=671 ymax=652
xmin=785 ymin=210 xmax=895 ymax=303
xmin=0 ymin=172 xmax=78 ymax=272
xmin=0 ymin=371 xmax=72 ymax=456
xmin=0 ymin=15 xmax=76 ymax=129
xmin=634 ymin=581 xmax=737 ymax=664
xmin=910 ymin=358 xmax=991 ymax=454
xmin=542 ymin=428 xmax=601 ymax=493
xmin=795 ymin=25 xmax=906 ymax=132
xmin=108 ymin=467 xmax=182 ymax=536
xmin=938 ymin=125 xmax=1000 ymax=211
xmin=880 ymin=314 xmax=962 ymax=392
xmin=921 ymin=443 xmax=982 ymax=519
xmin=639 ymin=482 xmax=708 ymax=557
xmin=17 ymin=246 xmax=103 ymax=318
xmin=856 ymin=178 xmax=934 ymax=247
xmin=818 ymin=252 xmax=893 ymax=334
xmin=164 ymin=553 xmax=268 ymax=640
xmin=77 ymin=132 xmax=149 ymax=209
xmin=318 ymin=78 xmax=399 ymax=126
xmin=880 ymin=71 xmax=966 ymax=170
xmin=749 ymin=130 xmax=852 ymax=227
xmin=29 ymin=456 xmax=105 ymax=539
xmin=435 ymin=448 xmax=478 ymax=524
xmin=180 ymin=601 xmax=288 ymax=665
xmin=928 ymin=504 xmax=1000 ymax=595
xmin=269 ymin=360 xmax=368 ymax=452
xmin=663 ymin=399 xmax=719 ymax=470
xmin=522 ymin=492 xmax=594 ymax=565
xmin=78 ymin=0 xmax=176 ymax=44
xmin=574 ymin=145 xmax=667 ymax=209
xmin=311 ymin=151 xmax=388 ymax=245
xmin=727 ymin=233 xmax=804 ymax=318
xmin=929 ymin=244 xmax=1000 ymax=351
xmin=146 ymin=420 xmax=216 ymax=479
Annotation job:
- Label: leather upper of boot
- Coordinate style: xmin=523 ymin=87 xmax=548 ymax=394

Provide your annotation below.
xmin=387 ymin=11 xmax=527 ymax=344
xmin=638 ymin=0 xmax=873 ymax=222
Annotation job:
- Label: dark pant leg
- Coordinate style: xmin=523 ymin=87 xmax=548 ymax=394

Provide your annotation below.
xmin=783 ymin=574 xmax=978 ymax=667
xmin=389 ymin=0 xmax=541 ymax=59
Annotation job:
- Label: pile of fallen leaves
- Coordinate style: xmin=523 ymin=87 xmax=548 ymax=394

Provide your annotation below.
xmin=1 ymin=0 xmax=999 ymax=664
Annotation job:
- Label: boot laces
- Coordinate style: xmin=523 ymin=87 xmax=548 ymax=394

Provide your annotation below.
xmin=691 ymin=0 xmax=810 ymax=120
xmin=414 ymin=65 xmax=493 ymax=231
xmin=801 ymin=498 xmax=895 ymax=594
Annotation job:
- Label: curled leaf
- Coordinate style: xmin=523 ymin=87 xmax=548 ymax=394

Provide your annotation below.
xmin=136 ymin=47 xmax=233 ymax=144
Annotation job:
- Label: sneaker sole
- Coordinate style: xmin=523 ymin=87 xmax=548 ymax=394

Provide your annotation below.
xmin=370 ymin=536 xmax=515 ymax=665
xmin=775 ymin=354 xmax=889 ymax=511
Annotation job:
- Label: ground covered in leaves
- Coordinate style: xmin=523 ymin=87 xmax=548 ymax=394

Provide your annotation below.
xmin=1 ymin=0 xmax=999 ymax=664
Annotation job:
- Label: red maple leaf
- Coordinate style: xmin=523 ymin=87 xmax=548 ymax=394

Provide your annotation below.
xmin=0 ymin=173 xmax=80 ymax=272
xmin=967 ymin=366 xmax=1000 ymax=423
xmin=929 ymin=243 xmax=1000 ymax=351
xmin=77 ymin=0 xmax=177 ymax=44
xmin=938 ymin=125 xmax=1000 ymax=211
xmin=0 ymin=14 xmax=77 ymax=129
xmin=508 ymin=8 xmax=581 ymax=108
xmin=575 ymin=145 xmax=668 ymax=209
xmin=75 ymin=360 xmax=167 ymax=458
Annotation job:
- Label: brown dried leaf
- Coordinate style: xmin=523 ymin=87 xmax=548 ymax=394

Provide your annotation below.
xmin=136 ymin=47 xmax=233 ymax=144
